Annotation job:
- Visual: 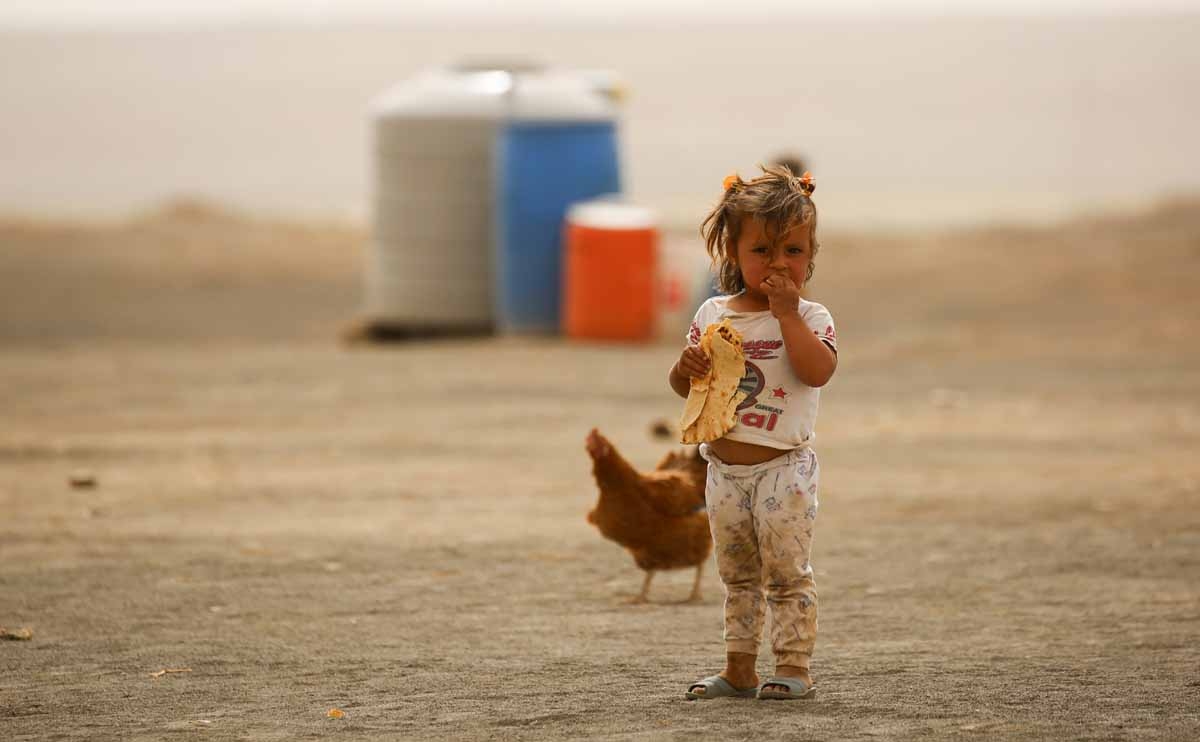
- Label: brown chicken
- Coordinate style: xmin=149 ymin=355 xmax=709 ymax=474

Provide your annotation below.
xmin=585 ymin=428 xmax=712 ymax=603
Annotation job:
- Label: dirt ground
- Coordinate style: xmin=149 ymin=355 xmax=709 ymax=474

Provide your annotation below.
xmin=2 ymin=200 xmax=1199 ymax=740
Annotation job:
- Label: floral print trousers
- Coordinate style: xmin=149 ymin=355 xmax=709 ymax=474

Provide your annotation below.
xmin=699 ymin=443 xmax=819 ymax=669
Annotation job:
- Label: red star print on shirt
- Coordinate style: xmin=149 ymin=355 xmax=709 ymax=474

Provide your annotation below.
xmin=771 ymin=386 xmax=790 ymax=401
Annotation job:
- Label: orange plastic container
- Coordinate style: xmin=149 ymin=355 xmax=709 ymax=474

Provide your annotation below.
xmin=563 ymin=201 xmax=658 ymax=341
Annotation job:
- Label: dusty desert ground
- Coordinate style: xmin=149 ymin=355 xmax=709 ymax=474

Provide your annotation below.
xmin=2 ymin=200 xmax=1199 ymax=740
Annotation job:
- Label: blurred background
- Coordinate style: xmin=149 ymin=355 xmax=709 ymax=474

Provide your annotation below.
xmin=3 ymin=0 xmax=1198 ymax=346
xmin=2 ymin=1 xmax=1198 ymax=229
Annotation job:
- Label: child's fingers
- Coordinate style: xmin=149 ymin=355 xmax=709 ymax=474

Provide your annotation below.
xmin=679 ymin=348 xmax=710 ymax=377
xmin=763 ymin=275 xmax=797 ymax=295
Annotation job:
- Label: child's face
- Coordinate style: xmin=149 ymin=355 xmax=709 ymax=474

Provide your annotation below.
xmin=731 ymin=217 xmax=812 ymax=295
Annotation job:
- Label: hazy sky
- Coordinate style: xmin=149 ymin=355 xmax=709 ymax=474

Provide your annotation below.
xmin=2 ymin=0 xmax=1198 ymax=28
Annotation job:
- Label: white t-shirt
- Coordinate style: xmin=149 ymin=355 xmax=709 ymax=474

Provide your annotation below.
xmin=686 ymin=295 xmax=837 ymax=450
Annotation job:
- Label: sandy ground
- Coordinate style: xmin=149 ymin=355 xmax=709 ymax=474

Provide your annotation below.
xmin=2 ymin=200 xmax=1199 ymax=740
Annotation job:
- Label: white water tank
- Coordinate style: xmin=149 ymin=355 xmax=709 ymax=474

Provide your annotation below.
xmin=366 ymin=64 xmax=616 ymax=333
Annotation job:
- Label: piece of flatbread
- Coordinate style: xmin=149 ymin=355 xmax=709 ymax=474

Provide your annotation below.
xmin=680 ymin=320 xmax=747 ymax=444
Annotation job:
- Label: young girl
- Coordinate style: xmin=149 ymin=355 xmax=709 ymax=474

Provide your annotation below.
xmin=671 ymin=165 xmax=837 ymax=701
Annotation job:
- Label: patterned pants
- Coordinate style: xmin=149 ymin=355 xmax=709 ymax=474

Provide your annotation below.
xmin=699 ymin=443 xmax=819 ymax=669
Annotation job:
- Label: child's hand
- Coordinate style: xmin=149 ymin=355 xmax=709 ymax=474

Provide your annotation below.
xmin=761 ymin=273 xmax=803 ymax=319
xmin=676 ymin=345 xmax=711 ymax=380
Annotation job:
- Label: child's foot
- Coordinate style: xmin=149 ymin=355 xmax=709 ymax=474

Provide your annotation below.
xmin=687 ymin=670 xmax=759 ymax=698
xmin=760 ymin=665 xmax=812 ymax=695
xmin=687 ymin=652 xmax=758 ymax=698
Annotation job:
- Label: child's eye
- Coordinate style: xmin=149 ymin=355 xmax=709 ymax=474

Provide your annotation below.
xmin=752 ymin=245 xmax=768 ymax=254
xmin=786 ymin=246 xmax=805 ymax=255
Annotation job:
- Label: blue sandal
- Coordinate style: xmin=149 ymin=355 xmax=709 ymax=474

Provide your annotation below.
xmin=685 ymin=675 xmax=758 ymax=700
xmin=757 ymin=676 xmax=816 ymax=700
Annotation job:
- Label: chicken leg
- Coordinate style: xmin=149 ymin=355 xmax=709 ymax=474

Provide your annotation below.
xmin=627 ymin=570 xmax=654 ymax=604
xmin=686 ymin=561 xmax=705 ymax=603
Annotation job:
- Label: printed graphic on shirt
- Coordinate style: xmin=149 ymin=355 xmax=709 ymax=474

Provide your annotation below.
xmin=735 ymin=361 xmax=789 ymax=432
xmin=734 ymin=357 xmax=792 ymax=429
xmin=736 ymin=361 xmax=765 ymax=411
xmin=739 ymin=408 xmax=784 ymax=432
xmin=743 ymin=339 xmax=783 ymax=360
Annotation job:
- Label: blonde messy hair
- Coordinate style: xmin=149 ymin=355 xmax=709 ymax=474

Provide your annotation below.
xmin=700 ymin=163 xmax=820 ymax=294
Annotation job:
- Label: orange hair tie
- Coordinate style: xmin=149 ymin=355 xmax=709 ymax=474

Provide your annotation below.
xmin=799 ymin=171 xmax=814 ymax=186
xmin=722 ymin=173 xmax=739 ymax=191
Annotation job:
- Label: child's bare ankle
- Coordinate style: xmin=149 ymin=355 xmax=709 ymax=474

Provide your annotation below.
xmin=722 ymin=652 xmax=759 ymax=686
xmin=770 ymin=664 xmax=811 ymax=683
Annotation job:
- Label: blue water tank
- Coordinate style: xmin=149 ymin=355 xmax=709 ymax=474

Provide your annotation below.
xmin=495 ymin=120 xmax=620 ymax=333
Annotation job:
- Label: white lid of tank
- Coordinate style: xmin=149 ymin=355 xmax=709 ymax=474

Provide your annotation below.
xmin=371 ymin=65 xmax=615 ymax=122
xmin=511 ymin=73 xmax=615 ymax=120
xmin=567 ymin=199 xmax=658 ymax=230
